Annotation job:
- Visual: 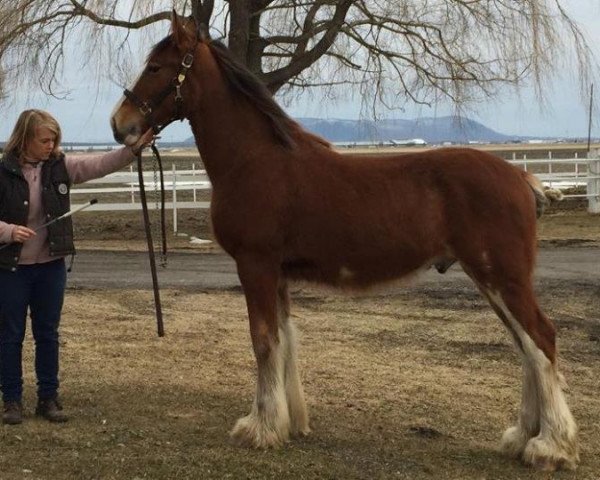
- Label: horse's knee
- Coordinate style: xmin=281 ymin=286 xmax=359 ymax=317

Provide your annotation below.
xmin=535 ymin=311 xmax=556 ymax=362
xmin=521 ymin=309 xmax=556 ymax=364
xmin=250 ymin=328 xmax=278 ymax=363
xmin=497 ymin=288 xmax=557 ymax=364
xmin=252 ymin=338 xmax=271 ymax=363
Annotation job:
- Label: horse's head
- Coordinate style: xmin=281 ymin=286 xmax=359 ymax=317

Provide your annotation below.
xmin=111 ymin=12 xmax=198 ymax=146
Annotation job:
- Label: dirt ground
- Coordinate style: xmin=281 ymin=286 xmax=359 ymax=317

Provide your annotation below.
xmin=0 ymin=200 xmax=598 ymax=479
xmin=71 ymin=190 xmax=599 ymax=253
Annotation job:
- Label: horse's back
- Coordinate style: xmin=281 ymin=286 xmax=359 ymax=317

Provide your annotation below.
xmin=300 ymin=147 xmax=533 ymax=227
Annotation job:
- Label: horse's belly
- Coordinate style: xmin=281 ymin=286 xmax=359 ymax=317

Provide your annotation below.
xmin=281 ymin=248 xmax=439 ymax=288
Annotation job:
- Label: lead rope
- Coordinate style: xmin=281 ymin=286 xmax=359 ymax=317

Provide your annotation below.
xmin=136 ymin=147 xmax=165 ymax=337
xmin=151 ymin=143 xmax=168 ymax=266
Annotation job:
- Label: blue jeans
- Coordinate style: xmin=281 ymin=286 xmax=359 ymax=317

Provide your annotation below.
xmin=0 ymin=259 xmax=66 ymax=403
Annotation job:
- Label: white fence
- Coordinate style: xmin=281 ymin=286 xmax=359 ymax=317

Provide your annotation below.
xmin=509 ymin=150 xmax=600 ymax=213
xmin=70 ymin=153 xmax=600 ymax=232
xmin=72 ymin=164 xmax=211 ymax=233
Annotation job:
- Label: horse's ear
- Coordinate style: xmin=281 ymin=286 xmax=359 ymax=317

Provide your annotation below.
xmin=197 ymin=23 xmax=210 ymax=43
xmin=171 ymin=10 xmax=196 ymax=51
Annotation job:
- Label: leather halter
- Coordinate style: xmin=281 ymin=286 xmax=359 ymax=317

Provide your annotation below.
xmin=123 ymin=52 xmax=195 ymax=134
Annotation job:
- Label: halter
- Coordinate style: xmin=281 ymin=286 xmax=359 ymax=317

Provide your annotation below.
xmin=123 ymin=51 xmax=195 ymax=134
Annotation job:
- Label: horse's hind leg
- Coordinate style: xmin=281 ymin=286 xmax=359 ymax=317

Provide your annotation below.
xmin=480 ymin=289 xmax=540 ymax=458
xmin=277 ymin=281 xmax=310 ymax=436
xmin=499 ymin=354 xmax=539 ymax=459
xmin=230 ymin=255 xmax=290 ymax=448
xmin=480 ymin=281 xmax=579 ymax=470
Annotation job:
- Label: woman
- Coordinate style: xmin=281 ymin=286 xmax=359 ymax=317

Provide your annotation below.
xmin=0 ymin=109 xmax=153 ymax=425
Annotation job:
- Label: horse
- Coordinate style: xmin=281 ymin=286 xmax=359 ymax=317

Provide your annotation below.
xmin=110 ymin=13 xmax=579 ymax=471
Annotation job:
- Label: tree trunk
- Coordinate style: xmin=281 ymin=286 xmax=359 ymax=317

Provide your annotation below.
xmin=228 ymin=0 xmax=251 ymax=64
xmin=247 ymin=8 xmax=264 ymax=76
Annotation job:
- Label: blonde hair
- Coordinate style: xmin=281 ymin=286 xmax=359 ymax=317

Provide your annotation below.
xmin=4 ymin=109 xmax=62 ymax=157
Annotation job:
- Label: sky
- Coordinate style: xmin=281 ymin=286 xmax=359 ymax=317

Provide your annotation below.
xmin=1 ymin=2 xmax=599 ymax=144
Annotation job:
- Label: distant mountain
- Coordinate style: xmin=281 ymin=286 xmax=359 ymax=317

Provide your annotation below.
xmin=183 ymin=115 xmax=515 ymax=145
xmin=297 ymin=116 xmax=514 ymax=144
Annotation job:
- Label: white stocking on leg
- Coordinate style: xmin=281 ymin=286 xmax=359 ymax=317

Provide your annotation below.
xmin=277 ymin=284 xmax=310 ymax=437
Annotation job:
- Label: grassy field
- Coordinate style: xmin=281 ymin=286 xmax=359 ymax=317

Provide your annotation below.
xmin=0 ymin=280 xmax=598 ymax=479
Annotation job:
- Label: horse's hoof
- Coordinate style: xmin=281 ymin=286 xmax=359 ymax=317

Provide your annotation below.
xmin=290 ymin=424 xmax=311 ymax=438
xmin=522 ymin=436 xmax=579 ymax=471
xmin=500 ymin=425 xmax=530 ymax=458
xmin=230 ymin=414 xmax=288 ymax=449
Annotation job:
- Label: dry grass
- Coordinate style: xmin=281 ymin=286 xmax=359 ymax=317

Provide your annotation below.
xmin=1 ymin=280 xmax=599 ymax=479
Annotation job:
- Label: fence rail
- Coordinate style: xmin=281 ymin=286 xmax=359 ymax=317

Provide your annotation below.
xmin=70 ymin=153 xmax=600 ymax=232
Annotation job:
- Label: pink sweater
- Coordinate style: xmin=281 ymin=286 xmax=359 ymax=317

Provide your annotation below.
xmin=0 ymin=147 xmax=136 ymax=264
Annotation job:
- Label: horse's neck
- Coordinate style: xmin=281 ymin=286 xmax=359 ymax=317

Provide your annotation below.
xmin=187 ymin=45 xmax=293 ymax=183
xmin=189 ymin=108 xmax=265 ymax=181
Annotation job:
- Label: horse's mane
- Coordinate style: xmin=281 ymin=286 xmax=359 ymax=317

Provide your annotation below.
xmin=149 ymin=36 xmax=332 ymax=150
xmin=206 ymin=40 xmax=297 ymax=149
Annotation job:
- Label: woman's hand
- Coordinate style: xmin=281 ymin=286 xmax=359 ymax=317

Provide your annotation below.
xmin=11 ymin=225 xmax=36 ymax=243
xmin=130 ymin=128 xmax=156 ymax=155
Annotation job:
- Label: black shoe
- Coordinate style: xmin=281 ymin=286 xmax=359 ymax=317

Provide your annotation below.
xmin=36 ymin=398 xmax=68 ymax=423
xmin=3 ymin=401 xmax=23 ymax=425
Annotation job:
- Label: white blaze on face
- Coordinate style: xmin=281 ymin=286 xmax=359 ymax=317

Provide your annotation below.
xmin=110 ymin=69 xmax=146 ymax=146
xmin=110 ymin=94 xmax=126 ymax=122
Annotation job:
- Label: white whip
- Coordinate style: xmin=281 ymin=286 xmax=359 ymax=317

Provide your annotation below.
xmin=0 ymin=198 xmax=98 ymax=251
xmin=36 ymin=198 xmax=98 ymax=230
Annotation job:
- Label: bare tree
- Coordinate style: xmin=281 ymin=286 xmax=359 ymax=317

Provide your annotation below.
xmin=0 ymin=0 xmax=594 ymax=113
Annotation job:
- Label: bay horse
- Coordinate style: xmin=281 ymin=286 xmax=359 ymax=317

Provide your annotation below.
xmin=110 ymin=13 xmax=578 ymax=471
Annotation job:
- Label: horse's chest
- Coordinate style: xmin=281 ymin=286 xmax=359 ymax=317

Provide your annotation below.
xmin=210 ymin=195 xmax=284 ymax=252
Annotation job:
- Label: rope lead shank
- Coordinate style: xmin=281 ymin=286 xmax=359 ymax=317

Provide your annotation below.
xmin=136 ymin=149 xmax=166 ymax=337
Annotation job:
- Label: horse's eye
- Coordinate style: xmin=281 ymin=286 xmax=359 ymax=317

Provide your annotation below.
xmin=147 ymin=64 xmax=161 ymax=74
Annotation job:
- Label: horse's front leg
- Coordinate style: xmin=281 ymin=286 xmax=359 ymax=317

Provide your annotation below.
xmin=230 ymin=255 xmax=290 ymax=448
xmin=277 ymin=280 xmax=310 ymax=437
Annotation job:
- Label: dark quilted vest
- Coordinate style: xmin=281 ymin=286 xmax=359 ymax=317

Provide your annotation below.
xmin=0 ymin=152 xmax=74 ymax=271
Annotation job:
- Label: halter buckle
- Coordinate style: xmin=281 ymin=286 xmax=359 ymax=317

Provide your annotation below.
xmin=182 ymin=53 xmax=194 ymax=69
xmin=140 ymin=102 xmax=153 ymax=116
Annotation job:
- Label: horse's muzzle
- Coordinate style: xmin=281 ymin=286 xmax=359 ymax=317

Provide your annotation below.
xmin=111 ymin=116 xmax=142 ymax=146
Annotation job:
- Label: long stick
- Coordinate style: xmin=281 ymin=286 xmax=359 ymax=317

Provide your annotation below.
xmin=136 ymin=152 xmax=165 ymax=337
xmin=0 ymin=199 xmax=98 ymax=251
xmin=36 ymin=199 xmax=98 ymax=230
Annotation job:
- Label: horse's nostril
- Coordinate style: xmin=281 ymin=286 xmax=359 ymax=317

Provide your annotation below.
xmin=127 ymin=124 xmax=142 ymax=141
xmin=112 ymin=126 xmax=124 ymax=144
xmin=110 ymin=117 xmax=123 ymax=143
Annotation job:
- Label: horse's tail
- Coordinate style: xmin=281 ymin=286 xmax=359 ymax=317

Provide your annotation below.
xmin=523 ymin=172 xmax=564 ymax=218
